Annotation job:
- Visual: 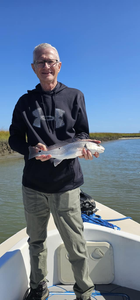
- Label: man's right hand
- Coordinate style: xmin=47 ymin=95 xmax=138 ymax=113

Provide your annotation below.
xmin=35 ymin=143 xmax=52 ymax=162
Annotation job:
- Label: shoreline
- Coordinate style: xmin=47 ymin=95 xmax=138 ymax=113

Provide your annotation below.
xmin=0 ymin=137 xmax=140 ymax=159
xmin=0 ymin=152 xmax=23 ymax=160
xmin=119 ymin=137 xmax=140 ymax=140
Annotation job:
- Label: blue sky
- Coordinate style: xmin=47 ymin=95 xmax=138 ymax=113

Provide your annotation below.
xmin=0 ymin=0 xmax=140 ymax=133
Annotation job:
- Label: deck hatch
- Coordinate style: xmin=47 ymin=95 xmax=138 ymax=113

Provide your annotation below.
xmin=57 ymin=241 xmax=114 ymax=284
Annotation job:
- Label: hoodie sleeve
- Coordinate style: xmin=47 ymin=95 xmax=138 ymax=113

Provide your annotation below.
xmin=73 ymin=92 xmax=90 ymax=140
xmin=9 ymin=98 xmax=29 ymax=156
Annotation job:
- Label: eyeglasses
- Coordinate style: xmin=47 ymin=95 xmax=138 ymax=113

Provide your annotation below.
xmin=34 ymin=59 xmax=59 ymax=68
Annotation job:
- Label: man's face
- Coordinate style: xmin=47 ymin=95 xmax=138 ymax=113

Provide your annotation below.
xmin=31 ymin=47 xmax=61 ymax=86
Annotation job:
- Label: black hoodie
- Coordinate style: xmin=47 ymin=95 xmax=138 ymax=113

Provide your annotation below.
xmin=9 ymin=82 xmax=90 ymax=193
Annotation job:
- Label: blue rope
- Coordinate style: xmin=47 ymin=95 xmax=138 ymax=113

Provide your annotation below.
xmin=105 ymin=217 xmax=132 ymax=222
xmin=81 ymin=213 xmax=121 ymax=230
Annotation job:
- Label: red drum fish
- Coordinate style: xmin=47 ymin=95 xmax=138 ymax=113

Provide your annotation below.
xmin=29 ymin=139 xmax=105 ymax=167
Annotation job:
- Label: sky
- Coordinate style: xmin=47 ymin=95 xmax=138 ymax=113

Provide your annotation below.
xmin=0 ymin=0 xmax=140 ymax=133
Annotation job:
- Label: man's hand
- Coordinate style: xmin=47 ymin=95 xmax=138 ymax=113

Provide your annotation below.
xmin=78 ymin=139 xmax=100 ymax=160
xmin=35 ymin=143 xmax=52 ymax=162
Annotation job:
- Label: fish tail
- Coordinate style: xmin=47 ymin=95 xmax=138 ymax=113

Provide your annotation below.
xmin=28 ymin=146 xmax=41 ymax=160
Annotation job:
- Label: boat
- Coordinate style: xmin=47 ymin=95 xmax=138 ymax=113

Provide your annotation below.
xmin=0 ymin=191 xmax=140 ymax=300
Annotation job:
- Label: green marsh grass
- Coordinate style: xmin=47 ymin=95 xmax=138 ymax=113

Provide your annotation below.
xmin=0 ymin=131 xmax=9 ymax=141
xmin=0 ymin=131 xmax=140 ymax=142
xmin=89 ymin=132 xmax=140 ymax=141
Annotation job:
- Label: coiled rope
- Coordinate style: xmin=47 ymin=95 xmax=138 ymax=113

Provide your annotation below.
xmin=81 ymin=213 xmax=132 ymax=230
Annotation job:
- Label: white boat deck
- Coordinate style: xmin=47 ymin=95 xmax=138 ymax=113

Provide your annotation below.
xmin=95 ymin=202 xmax=140 ymax=236
xmin=47 ymin=284 xmax=140 ymax=299
xmin=0 ymin=201 xmax=140 ymax=300
xmin=45 ymin=202 xmax=140 ymax=300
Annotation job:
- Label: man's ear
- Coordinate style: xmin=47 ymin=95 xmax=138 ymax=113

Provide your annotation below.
xmin=58 ymin=62 xmax=62 ymax=73
xmin=31 ymin=63 xmax=36 ymax=73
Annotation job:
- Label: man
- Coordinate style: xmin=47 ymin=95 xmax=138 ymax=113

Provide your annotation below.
xmin=9 ymin=43 xmax=100 ymax=300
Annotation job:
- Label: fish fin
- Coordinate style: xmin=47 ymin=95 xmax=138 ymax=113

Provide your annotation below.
xmin=53 ymin=159 xmax=62 ymax=167
xmin=84 ymin=144 xmax=88 ymax=150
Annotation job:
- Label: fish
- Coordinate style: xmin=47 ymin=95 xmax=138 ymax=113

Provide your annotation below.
xmin=28 ymin=139 xmax=105 ymax=167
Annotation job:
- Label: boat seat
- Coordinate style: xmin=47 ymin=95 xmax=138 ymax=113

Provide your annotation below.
xmin=56 ymin=241 xmax=114 ymax=284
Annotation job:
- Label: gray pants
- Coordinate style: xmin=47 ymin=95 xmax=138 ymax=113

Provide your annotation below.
xmin=22 ymin=185 xmax=94 ymax=300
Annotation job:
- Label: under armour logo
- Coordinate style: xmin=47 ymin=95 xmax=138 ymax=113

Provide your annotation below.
xmin=32 ymin=108 xmax=65 ymax=129
xmin=32 ymin=107 xmax=43 ymax=128
xmin=55 ymin=108 xmax=65 ymax=128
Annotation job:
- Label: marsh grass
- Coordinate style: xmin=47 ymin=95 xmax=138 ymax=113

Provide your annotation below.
xmin=0 ymin=130 xmax=140 ymax=142
xmin=0 ymin=131 xmax=9 ymax=141
xmin=90 ymin=132 xmax=140 ymax=141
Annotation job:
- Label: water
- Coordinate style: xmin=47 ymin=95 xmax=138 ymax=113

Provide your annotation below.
xmin=0 ymin=139 xmax=140 ymax=244
xmin=80 ymin=139 xmax=140 ymax=223
xmin=0 ymin=156 xmax=25 ymax=244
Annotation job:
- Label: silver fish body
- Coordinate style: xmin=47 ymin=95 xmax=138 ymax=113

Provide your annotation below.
xmin=29 ymin=140 xmax=105 ymax=167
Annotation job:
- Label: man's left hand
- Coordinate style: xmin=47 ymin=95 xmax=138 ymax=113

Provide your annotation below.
xmin=79 ymin=148 xmax=99 ymax=160
xmin=78 ymin=139 xmax=100 ymax=160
